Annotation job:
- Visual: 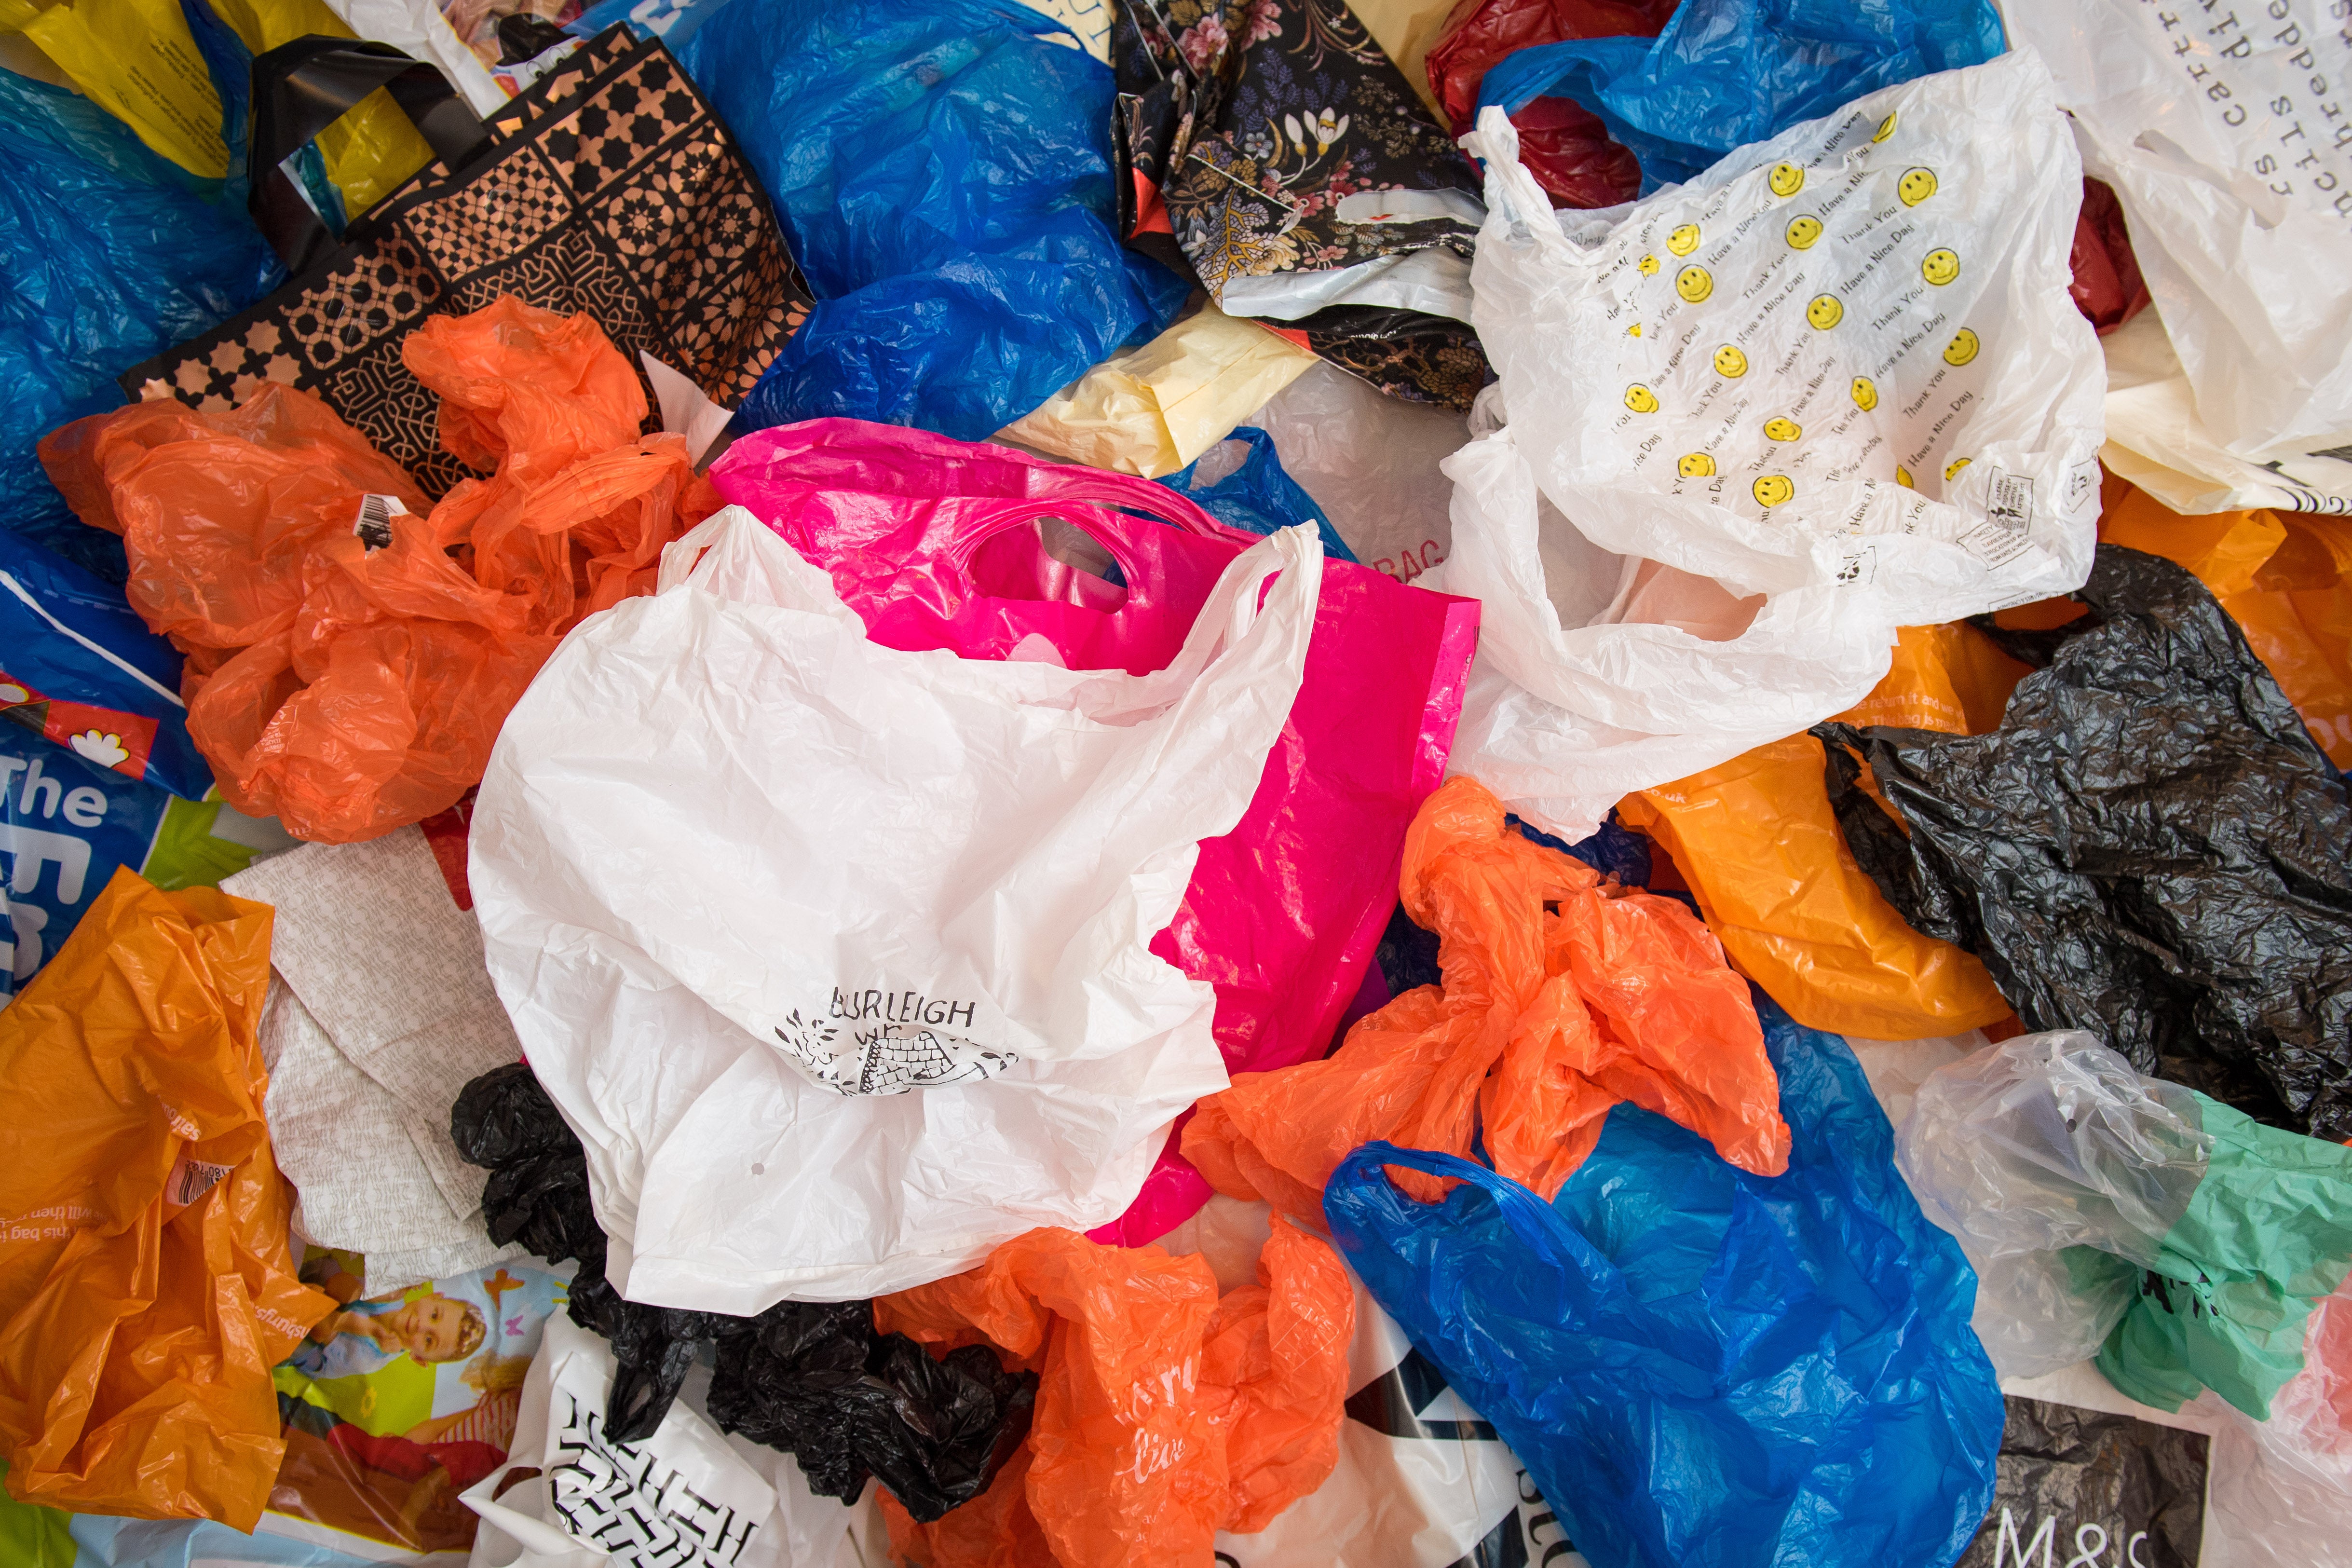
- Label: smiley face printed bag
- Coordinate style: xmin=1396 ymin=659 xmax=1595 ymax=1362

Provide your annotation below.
xmin=1431 ymin=49 xmax=2106 ymax=839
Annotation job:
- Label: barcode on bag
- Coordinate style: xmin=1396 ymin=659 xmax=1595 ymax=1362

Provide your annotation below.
xmin=164 ymin=1156 xmax=232 ymax=1209
xmin=353 ymin=492 xmax=408 ymax=550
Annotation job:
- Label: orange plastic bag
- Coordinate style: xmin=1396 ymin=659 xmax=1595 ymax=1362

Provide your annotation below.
xmin=2100 ymin=485 xmax=2352 ymax=768
xmin=1614 ymin=623 xmax=2027 ymax=1041
xmin=0 ymin=869 xmax=333 ymax=1527
xmin=875 ymin=1220 xmax=1352 ymax=1568
xmin=1182 ymin=776 xmax=1788 ymax=1228
xmin=38 ymin=296 xmax=718 ymax=842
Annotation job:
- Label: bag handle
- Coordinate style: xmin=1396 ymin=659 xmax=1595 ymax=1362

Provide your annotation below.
xmin=248 ymin=37 xmax=492 ymax=273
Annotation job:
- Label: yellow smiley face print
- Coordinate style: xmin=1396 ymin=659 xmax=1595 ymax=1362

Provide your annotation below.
xmin=1807 ymin=294 xmax=1843 ymax=329
xmin=1713 ymin=344 xmax=1749 ymax=378
xmin=1896 ymin=465 xmax=1915 ymax=488
xmin=1629 ymin=322 xmax=1642 ymax=337
xmin=1945 ymin=457 xmax=1972 ymax=480
xmin=1874 ymin=112 xmax=1898 ymax=142
xmin=1922 ymin=247 xmax=1960 ymax=286
xmin=1678 ymin=452 xmax=1716 ymax=477
xmin=1769 ymin=162 xmax=1805 ymax=197
xmin=1897 ymin=166 xmax=1938 ymax=206
xmin=1851 ymin=376 xmax=1879 ymax=411
xmin=1785 ymin=214 xmax=1822 ymax=249
xmin=1676 ymin=264 xmax=1713 ymax=303
xmin=1625 ymin=384 xmax=1659 ymax=413
xmin=1638 ymin=253 xmax=1659 ymax=276
xmin=1668 ymin=223 xmax=1701 ymax=256
xmin=1764 ymin=417 xmax=1801 ymax=442
xmin=1753 ymin=474 xmax=1795 ymax=507
xmin=1944 ymin=327 xmax=1981 ymax=366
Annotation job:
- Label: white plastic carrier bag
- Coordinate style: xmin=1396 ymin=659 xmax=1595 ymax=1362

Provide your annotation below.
xmin=2000 ymin=0 xmax=2352 ymax=474
xmin=1432 ymin=49 xmax=2105 ymax=839
xmin=471 ymin=506 xmax=1321 ymax=1309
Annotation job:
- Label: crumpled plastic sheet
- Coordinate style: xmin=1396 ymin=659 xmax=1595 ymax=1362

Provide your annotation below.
xmin=1815 ymin=545 xmax=2352 ymax=1143
xmin=1322 ymin=1001 xmax=2005 ymax=1568
xmin=874 ymin=1220 xmax=1354 ymax=1568
xmin=1158 ymin=428 xmax=1358 ymax=564
xmin=1897 ymin=1029 xmax=2352 ymax=1419
xmin=1424 ymin=0 xmax=1676 ymax=206
xmin=1183 ymin=774 xmax=1788 ymax=1225
xmin=38 ymin=295 xmax=717 ymax=843
xmin=448 ymin=1064 xmax=1035 ymax=1517
xmin=2069 ymin=176 xmax=2150 ymax=335
xmin=1473 ymin=0 xmax=2005 ymax=191
xmin=0 ymin=67 xmax=279 ymax=583
xmin=680 ymin=0 xmax=1183 ymax=441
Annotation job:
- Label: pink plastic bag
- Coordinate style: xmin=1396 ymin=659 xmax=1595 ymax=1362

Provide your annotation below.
xmin=710 ymin=420 xmax=1480 ymax=1242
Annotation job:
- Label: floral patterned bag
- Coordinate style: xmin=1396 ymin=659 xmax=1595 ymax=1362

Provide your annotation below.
xmin=1114 ymin=0 xmax=1491 ymax=409
xmin=121 ymin=27 xmax=810 ymax=499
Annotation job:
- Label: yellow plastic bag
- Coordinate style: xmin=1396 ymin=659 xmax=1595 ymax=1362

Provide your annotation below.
xmin=2100 ymin=485 xmax=2352 ymax=769
xmin=0 ymin=869 xmax=333 ymax=1527
xmin=1617 ymin=624 xmax=2028 ymax=1041
xmin=1001 ymin=304 xmax=1320 ymax=479
xmin=3 ymin=0 xmax=431 ymax=217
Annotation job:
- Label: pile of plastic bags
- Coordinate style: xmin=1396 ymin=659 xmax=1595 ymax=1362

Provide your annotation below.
xmin=1 ymin=0 xmax=2350 ymax=1565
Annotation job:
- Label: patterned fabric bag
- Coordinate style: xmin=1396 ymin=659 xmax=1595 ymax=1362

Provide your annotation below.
xmin=1113 ymin=0 xmax=1490 ymax=409
xmin=121 ymin=27 xmax=810 ymax=498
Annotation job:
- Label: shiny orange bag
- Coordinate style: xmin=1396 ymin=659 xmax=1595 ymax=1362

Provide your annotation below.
xmin=0 ymin=870 xmax=333 ymax=1527
xmin=1182 ymin=776 xmax=1788 ymax=1228
xmin=875 ymin=1220 xmax=1352 ymax=1568
xmin=39 ymin=296 xmax=719 ymax=842
xmin=1614 ymin=623 xmax=2027 ymax=1041
xmin=2100 ymin=485 xmax=2352 ymax=768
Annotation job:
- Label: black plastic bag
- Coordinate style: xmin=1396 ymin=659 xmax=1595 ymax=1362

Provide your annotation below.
xmin=1952 ymin=1396 xmax=2208 ymax=1568
xmin=450 ymin=1064 xmax=1034 ymax=1517
xmin=1813 ymin=545 xmax=2352 ymax=1142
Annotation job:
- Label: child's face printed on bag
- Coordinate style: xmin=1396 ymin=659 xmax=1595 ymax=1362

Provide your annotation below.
xmin=385 ymin=1295 xmax=486 ymax=1363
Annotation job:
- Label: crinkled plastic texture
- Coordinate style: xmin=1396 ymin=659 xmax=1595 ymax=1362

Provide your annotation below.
xmin=2068 ymin=176 xmax=2150 ymax=335
xmin=1160 ymin=429 xmax=1358 ymax=565
xmin=1898 ymin=1031 xmax=2352 ymax=1419
xmin=2002 ymin=0 xmax=2352 ymax=463
xmin=1817 ymin=545 xmax=2352 ymax=1142
xmin=0 ymin=1467 xmax=389 ymax=1568
xmin=1323 ymin=1005 xmax=2005 ymax=1568
xmin=999 ymin=304 xmax=1320 ymax=480
xmin=1182 ymin=775 xmax=1788 ymax=1228
xmin=0 ymin=529 xmax=213 ymax=801
xmin=39 ymin=298 xmax=716 ymax=843
xmin=1425 ymin=0 xmax=1676 ymax=206
xmin=1614 ymin=624 xmax=2026 ymax=1039
xmin=680 ymin=0 xmax=1183 ymax=441
xmin=1438 ymin=53 xmax=2104 ymax=839
xmin=874 ymin=1220 xmax=1353 ymax=1568
xmin=0 ymin=67 xmax=280 ymax=583
xmin=1473 ymin=0 xmax=2004 ymax=192
xmin=1248 ymin=360 xmax=1470 ymax=587
xmin=0 ymin=869 xmax=334 ymax=1527
xmin=2100 ymin=484 xmax=2352 ymax=770
xmin=710 ymin=422 xmax=1477 ymax=1245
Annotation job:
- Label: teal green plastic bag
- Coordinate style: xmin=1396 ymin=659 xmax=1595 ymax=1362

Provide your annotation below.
xmin=1897 ymin=1030 xmax=2352 ymax=1420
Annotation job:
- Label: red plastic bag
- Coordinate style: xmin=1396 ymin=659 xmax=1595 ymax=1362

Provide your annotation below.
xmin=874 ymin=1220 xmax=1352 ymax=1568
xmin=39 ymin=296 xmax=718 ymax=843
xmin=2068 ymin=177 xmax=2151 ymax=335
xmin=711 ymin=421 xmax=1479 ymax=1243
xmin=1183 ymin=775 xmax=1788 ymax=1227
xmin=1425 ymin=0 xmax=1677 ymax=207
xmin=0 ymin=870 xmax=333 ymax=1527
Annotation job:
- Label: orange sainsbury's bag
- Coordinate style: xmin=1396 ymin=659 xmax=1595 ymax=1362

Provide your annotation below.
xmin=874 ymin=1221 xmax=1352 ymax=1568
xmin=0 ymin=869 xmax=333 ymax=1527
xmin=1182 ymin=776 xmax=1788 ymax=1229
xmin=39 ymin=296 xmax=718 ymax=843
xmin=2100 ymin=486 xmax=2352 ymax=769
xmin=1615 ymin=624 xmax=2028 ymax=1041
